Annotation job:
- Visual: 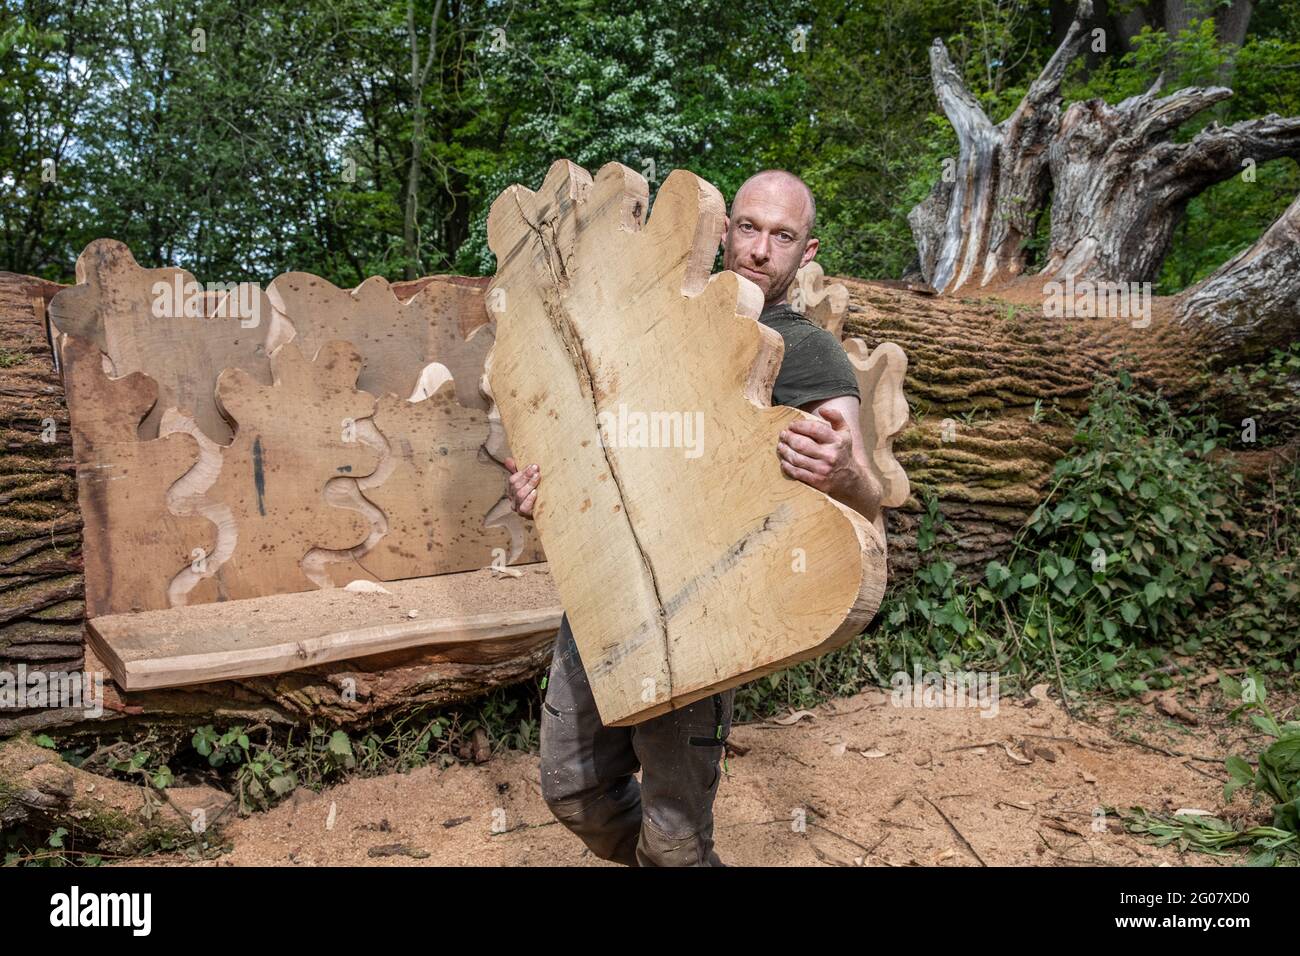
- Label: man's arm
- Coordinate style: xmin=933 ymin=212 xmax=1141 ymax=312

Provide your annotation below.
xmin=776 ymin=394 xmax=882 ymax=524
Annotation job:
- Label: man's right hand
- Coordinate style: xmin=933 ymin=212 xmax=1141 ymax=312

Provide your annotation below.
xmin=504 ymin=457 xmax=540 ymax=519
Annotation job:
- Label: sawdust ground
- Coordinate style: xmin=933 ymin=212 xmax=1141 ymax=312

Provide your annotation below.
xmin=122 ymin=678 xmax=1279 ymax=867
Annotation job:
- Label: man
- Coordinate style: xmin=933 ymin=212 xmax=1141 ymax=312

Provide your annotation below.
xmin=504 ymin=169 xmax=882 ymax=866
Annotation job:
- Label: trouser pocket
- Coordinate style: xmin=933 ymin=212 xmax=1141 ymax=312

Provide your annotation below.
xmin=686 ymin=690 xmax=733 ymax=748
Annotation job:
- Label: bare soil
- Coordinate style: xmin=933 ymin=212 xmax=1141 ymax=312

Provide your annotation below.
xmin=120 ymin=674 xmax=1284 ymax=867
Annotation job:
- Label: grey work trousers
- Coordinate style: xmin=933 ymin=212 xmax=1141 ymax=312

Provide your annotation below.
xmin=538 ymin=613 xmax=735 ymax=866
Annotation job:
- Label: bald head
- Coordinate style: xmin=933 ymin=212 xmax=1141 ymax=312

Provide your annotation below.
xmin=722 ymin=169 xmax=820 ymax=305
xmin=730 ymin=170 xmax=816 ymax=235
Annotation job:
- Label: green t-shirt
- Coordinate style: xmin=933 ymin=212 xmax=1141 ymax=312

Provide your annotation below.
xmin=759 ymin=302 xmax=861 ymax=409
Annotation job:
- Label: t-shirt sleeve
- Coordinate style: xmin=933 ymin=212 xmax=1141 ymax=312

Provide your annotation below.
xmin=771 ymin=326 xmax=861 ymax=409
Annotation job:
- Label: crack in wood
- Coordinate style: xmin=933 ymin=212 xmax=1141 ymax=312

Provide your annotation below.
xmin=517 ymin=195 xmax=674 ymax=698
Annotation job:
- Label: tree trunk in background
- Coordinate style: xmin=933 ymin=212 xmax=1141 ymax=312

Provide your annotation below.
xmin=907 ymin=2 xmax=1095 ymax=292
xmin=0 ymin=264 xmax=1290 ymax=739
xmin=1041 ymin=82 xmax=1300 ymax=282
xmin=839 ymin=278 xmax=1230 ymax=578
xmin=0 ymin=273 xmax=85 ymax=733
xmin=909 ymin=0 xmax=1300 ymax=293
xmin=1175 ymin=190 xmax=1300 ymax=355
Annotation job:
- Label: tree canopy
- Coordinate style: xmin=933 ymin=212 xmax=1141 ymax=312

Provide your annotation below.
xmin=3 ymin=0 xmax=1298 ymax=293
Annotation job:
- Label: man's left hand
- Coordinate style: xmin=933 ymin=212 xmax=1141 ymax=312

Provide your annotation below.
xmin=776 ymin=406 xmax=856 ymax=495
xmin=776 ymin=402 xmax=882 ymax=522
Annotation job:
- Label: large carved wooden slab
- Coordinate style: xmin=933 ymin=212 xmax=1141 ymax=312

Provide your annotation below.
xmin=265 ymin=272 xmax=544 ymax=583
xmin=308 ymin=382 xmax=542 ymax=586
xmin=59 ymin=336 xmax=218 ymax=617
xmin=266 ymin=272 xmax=492 ymax=410
xmin=486 ymin=160 xmax=887 ymax=726
xmin=48 ymin=238 xmax=272 ymax=445
xmin=206 ymin=340 xmax=381 ymax=600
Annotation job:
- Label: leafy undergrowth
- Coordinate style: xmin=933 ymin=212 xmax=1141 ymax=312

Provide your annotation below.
xmin=1125 ymin=676 xmax=1300 ymax=865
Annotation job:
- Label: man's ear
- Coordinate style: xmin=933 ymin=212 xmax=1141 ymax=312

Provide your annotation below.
xmin=720 ymin=215 xmax=730 ymax=250
xmin=800 ymin=236 xmax=820 ymax=268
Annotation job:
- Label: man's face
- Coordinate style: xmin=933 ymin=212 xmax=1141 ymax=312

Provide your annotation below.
xmin=722 ymin=175 xmax=818 ymax=306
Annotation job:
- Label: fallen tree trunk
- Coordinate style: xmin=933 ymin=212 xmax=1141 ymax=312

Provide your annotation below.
xmin=1175 ymin=189 xmax=1300 ymax=356
xmin=1 ymin=265 xmax=1289 ymax=740
xmin=839 ymin=275 xmax=1256 ymax=573
xmin=0 ymin=273 xmax=86 ymax=735
xmin=0 ymin=733 xmax=228 ymax=856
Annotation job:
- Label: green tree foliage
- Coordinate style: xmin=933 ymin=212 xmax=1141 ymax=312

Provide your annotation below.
xmin=2 ymin=0 xmax=1298 ymax=287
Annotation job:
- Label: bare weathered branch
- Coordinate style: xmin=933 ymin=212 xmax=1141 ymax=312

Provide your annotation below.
xmin=1176 ymin=190 xmax=1300 ymax=355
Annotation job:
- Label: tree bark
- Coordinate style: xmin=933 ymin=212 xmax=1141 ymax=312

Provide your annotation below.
xmin=910 ymin=0 xmax=1300 ymax=293
xmin=1174 ymin=190 xmax=1300 ymax=357
xmin=1041 ymin=81 xmax=1300 ymax=282
xmin=0 ymin=273 xmax=87 ymax=734
xmin=908 ymin=1 xmax=1095 ymax=292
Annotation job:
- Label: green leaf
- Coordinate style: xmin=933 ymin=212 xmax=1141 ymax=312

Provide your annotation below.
xmin=1120 ymin=602 xmax=1141 ymax=625
xmin=328 ymin=731 xmax=352 ymax=757
xmin=985 ymin=562 xmax=1011 ymax=588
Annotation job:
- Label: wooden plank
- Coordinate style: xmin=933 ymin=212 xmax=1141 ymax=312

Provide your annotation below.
xmin=793 ymin=261 xmax=850 ymax=340
xmin=312 ymin=385 xmax=544 ymax=584
xmin=266 ymin=272 xmax=493 ymax=409
xmin=207 ymin=340 xmax=381 ymax=600
xmin=86 ymin=565 xmax=562 ymax=690
xmin=48 ymin=239 xmax=272 ymax=445
xmin=485 ymin=159 xmax=888 ymax=726
xmin=58 ymin=334 xmax=218 ymax=616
